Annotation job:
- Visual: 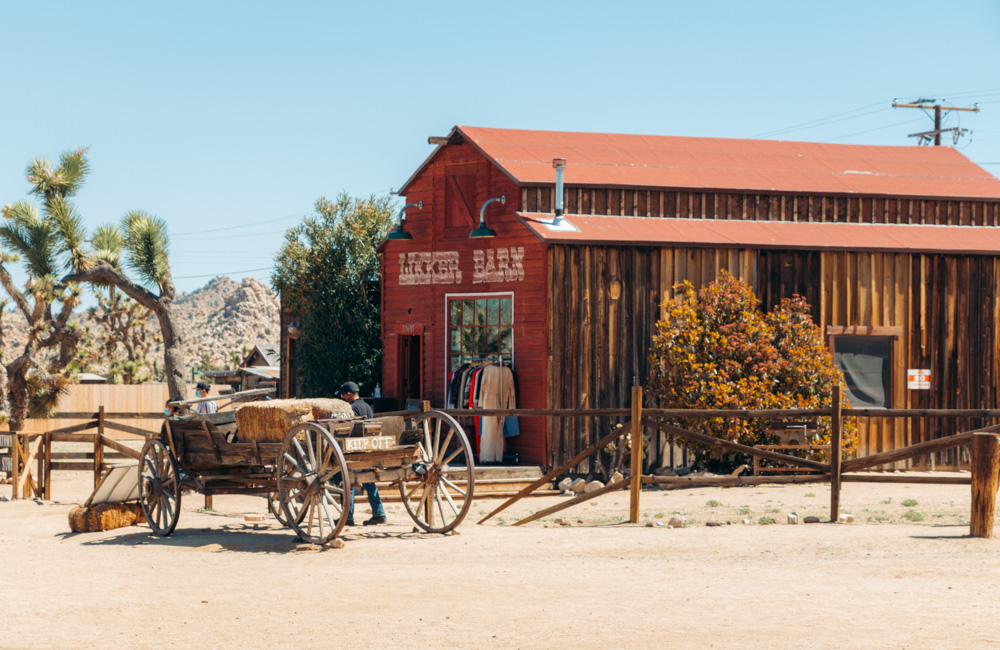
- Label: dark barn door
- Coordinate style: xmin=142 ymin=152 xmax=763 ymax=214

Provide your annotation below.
xmin=397 ymin=334 xmax=422 ymax=408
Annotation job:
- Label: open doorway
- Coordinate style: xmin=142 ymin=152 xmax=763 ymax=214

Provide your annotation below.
xmin=397 ymin=334 xmax=422 ymax=408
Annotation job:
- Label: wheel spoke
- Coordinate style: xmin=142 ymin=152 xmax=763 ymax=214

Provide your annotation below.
xmin=440 ymin=475 xmax=467 ymax=498
xmin=283 ymin=453 xmax=309 ymax=477
xmin=422 ymin=421 xmax=433 ymax=462
xmin=304 ymin=429 xmax=317 ymax=469
xmin=433 ymin=419 xmax=441 ymax=461
xmin=435 ymin=430 xmax=454 ymax=465
xmin=319 ymin=496 xmax=338 ymax=533
xmin=322 ymin=489 xmax=343 ymax=515
xmin=292 ymin=437 xmax=312 ymax=472
xmin=435 ymin=487 xmax=449 ymax=526
xmin=441 ymin=447 xmax=463 ymax=466
xmin=439 ymin=480 xmax=463 ymax=516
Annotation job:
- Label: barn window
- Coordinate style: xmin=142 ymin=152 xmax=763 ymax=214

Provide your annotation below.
xmin=447 ymin=295 xmax=513 ymax=373
xmin=830 ymin=334 xmax=893 ymax=409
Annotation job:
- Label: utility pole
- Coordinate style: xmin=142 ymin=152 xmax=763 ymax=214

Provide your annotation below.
xmin=892 ymin=98 xmax=979 ymax=145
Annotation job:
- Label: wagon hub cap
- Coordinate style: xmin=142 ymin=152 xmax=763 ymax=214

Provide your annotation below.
xmin=145 ymin=477 xmax=163 ymax=497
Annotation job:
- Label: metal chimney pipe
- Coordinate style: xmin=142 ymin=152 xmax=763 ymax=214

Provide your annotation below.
xmin=552 ymin=158 xmax=566 ymax=224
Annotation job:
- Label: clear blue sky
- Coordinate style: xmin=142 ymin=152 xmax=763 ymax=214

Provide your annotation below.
xmin=2 ymin=1 xmax=999 ymax=296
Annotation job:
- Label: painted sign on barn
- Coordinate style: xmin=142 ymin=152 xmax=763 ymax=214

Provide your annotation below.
xmin=398 ymin=247 xmax=526 ymax=285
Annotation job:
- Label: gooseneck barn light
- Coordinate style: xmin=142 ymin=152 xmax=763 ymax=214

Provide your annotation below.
xmin=470 ymin=195 xmax=505 ymax=238
xmin=386 ymin=201 xmax=423 ymax=240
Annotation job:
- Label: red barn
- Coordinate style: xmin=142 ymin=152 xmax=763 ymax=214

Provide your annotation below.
xmin=350 ymin=126 xmax=1000 ymax=471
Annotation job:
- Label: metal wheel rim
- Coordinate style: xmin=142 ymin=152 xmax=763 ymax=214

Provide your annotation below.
xmin=278 ymin=422 xmax=349 ymax=545
xmin=138 ymin=438 xmax=182 ymax=537
xmin=399 ymin=410 xmax=475 ymax=533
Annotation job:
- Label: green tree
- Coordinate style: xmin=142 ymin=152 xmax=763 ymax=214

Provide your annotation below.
xmin=645 ymin=270 xmax=857 ymax=471
xmin=0 ymin=149 xmax=90 ymax=429
xmin=272 ymin=193 xmax=395 ymax=396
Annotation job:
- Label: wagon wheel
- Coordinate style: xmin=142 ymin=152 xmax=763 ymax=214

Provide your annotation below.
xmin=267 ymin=491 xmax=292 ymax=527
xmin=278 ymin=422 xmax=350 ymax=545
xmin=138 ymin=438 xmax=182 ymax=537
xmin=400 ymin=410 xmax=475 ymax=534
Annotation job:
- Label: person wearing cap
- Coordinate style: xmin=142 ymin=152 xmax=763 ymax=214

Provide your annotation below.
xmin=339 ymin=381 xmax=385 ymax=526
xmin=195 ymin=381 xmax=218 ymax=414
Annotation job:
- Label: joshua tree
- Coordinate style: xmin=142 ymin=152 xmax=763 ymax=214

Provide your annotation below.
xmin=62 ymin=210 xmax=187 ymax=400
xmin=0 ymin=149 xmax=90 ymax=430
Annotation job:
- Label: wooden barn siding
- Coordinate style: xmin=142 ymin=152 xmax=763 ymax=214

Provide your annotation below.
xmin=548 ymin=244 xmax=1000 ymax=470
xmin=522 ymin=186 xmax=1000 ymax=226
xmin=382 ymin=143 xmax=549 ymax=465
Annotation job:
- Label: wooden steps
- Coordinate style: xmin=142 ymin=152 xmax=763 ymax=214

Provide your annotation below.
xmin=376 ymin=465 xmax=556 ymax=501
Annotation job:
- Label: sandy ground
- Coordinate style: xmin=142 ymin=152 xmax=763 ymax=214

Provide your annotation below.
xmin=1 ymin=470 xmax=998 ymax=649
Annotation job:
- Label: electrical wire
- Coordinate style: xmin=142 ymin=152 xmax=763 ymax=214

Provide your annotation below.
xmin=752 ymin=100 xmax=892 ymax=138
xmin=173 ymin=266 xmax=274 ymax=280
xmin=821 ymin=117 xmax=927 ymax=143
xmin=170 ymin=209 xmax=311 ymax=238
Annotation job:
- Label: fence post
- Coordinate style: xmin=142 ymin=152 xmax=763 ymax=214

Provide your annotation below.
xmin=10 ymin=433 xmax=19 ymax=501
xmin=43 ymin=432 xmax=51 ymax=500
xmin=94 ymin=406 xmax=106 ymax=489
xmin=829 ymin=385 xmax=843 ymax=522
xmin=629 ymin=385 xmax=643 ymax=524
xmin=421 ymin=400 xmax=431 ymax=413
xmin=970 ymin=432 xmax=1000 ymax=538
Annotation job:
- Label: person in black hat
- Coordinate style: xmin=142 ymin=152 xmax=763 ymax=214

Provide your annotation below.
xmin=339 ymin=381 xmax=385 ymax=526
xmin=194 ymin=381 xmax=218 ymax=414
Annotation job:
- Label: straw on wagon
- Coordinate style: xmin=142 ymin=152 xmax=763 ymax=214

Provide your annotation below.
xmin=301 ymin=398 xmax=353 ymax=419
xmin=235 ymin=399 xmax=314 ymax=442
xmin=68 ymin=503 xmax=146 ymax=533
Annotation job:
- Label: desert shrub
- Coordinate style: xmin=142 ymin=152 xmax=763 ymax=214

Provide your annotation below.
xmin=646 ymin=270 xmax=857 ymax=472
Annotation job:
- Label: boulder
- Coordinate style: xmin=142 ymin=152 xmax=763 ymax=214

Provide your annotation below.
xmin=668 ymin=516 xmax=685 ymax=528
xmin=610 ymin=471 xmax=624 ymax=484
xmin=804 ymin=516 xmax=821 ymax=524
xmin=569 ymin=478 xmax=587 ymax=494
xmin=583 ymin=480 xmax=605 ymax=493
xmin=558 ymin=477 xmax=573 ymax=492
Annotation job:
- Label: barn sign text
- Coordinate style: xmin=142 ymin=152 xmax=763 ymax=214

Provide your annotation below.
xmin=398 ymin=247 xmax=525 ymax=285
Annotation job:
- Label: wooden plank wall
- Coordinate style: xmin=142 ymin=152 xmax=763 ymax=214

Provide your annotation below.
xmin=522 ymin=186 xmax=1000 ymax=227
xmin=548 ymin=244 xmax=1000 ymax=470
xmin=2 ymin=383 xmax=213 ymax=439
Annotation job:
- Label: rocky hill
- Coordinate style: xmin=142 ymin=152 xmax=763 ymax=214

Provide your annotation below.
xmin=0 ymin=276 xmax=281 ymax=375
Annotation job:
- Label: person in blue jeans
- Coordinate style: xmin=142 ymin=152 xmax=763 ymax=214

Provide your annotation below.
xmin=339 ymin=381 xmax=387 ymax=526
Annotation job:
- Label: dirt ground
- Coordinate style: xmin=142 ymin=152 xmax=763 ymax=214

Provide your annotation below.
xmin=1 ymin=470 xmax=998 ymax=649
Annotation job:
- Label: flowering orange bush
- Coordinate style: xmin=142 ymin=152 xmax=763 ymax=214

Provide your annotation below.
xmin=646 ymin=270 xmax=856 ymax=471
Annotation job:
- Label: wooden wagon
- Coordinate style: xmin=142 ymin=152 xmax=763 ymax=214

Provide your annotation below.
xmin=138 ymin=410 xmax=475 ymax=545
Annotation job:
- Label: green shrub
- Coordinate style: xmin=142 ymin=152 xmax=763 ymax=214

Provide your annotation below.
xmin=901 ymin=498 xmax=918 ymax=507
xmin=758 ymin=516 xmax=776 ymax=525
xmin=902 ymin=510 xmax=924 ymax=522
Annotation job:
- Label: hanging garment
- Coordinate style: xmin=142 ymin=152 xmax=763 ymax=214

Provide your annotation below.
xmin=477 ymin=365 xmax=516 ymax=462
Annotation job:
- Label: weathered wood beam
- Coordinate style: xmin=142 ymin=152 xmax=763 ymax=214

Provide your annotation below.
xmin=642 ymin=474 xmax=829 ymax=488
xmin=477 ymin=421 xmax=632 ymax=524
xmin=970 ymin=433 xmax=1000 ymax=538
xmin=840 ymin=474 xmax=970 ymax=485
xmin=512 ymin=479 xmax=629 ymax=527
xmin=841 ymin=429 xmax=993 ymax=473
xmin=641 ymin=417 xmax=831 ymax=472
xmin=102 ymin=421 xmax=159 ymax=437
xmin=99 ymin=435 xmax=141 ymax=460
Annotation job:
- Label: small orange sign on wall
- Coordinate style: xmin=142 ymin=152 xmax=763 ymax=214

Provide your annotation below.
xmin=907 ymin=369 xmax=931 ymax=390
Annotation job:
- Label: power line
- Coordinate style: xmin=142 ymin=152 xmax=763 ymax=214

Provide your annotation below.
xmin=173 ymin=266 xmax=275 ymax=280
xmin=170 ymin=210 xmax=311 ymax=238
xmin=822 ymin=117 xmax=927 ymax=142
xmin=752 ymin=100 xmax=891 ymax=138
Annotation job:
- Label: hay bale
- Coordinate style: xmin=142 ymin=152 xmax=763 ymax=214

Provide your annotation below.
xmin=302 ymin=398 xmax=353 ymax=419
xmin=69 ymin=503 xmax=146 ymax=533
xmin=236 ymin=399 xmax=314 ymax=442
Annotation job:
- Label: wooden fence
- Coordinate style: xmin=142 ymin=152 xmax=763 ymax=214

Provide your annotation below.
xmin=1 ymin=383 xmax=213 ymax=438
xmin=462 ymin=386 xmax=1000 ymax=539
xmin=1 ymin=407 xmax=157 ymax=500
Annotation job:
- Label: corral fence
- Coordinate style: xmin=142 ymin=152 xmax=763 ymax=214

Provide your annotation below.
xmin=1 ymin=407 xmax=158 ymax=501
xmin=5 ymin=389 xmax=999 ymax=538
xmin=394 ymin=386 xmax=999 ymax=538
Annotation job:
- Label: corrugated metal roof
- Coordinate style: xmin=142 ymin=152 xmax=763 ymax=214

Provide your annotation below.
xmin=517 ymin=212 xmax=1000 ymax=254
xmin=401 ymin=126 xmax=1000 ymax=200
